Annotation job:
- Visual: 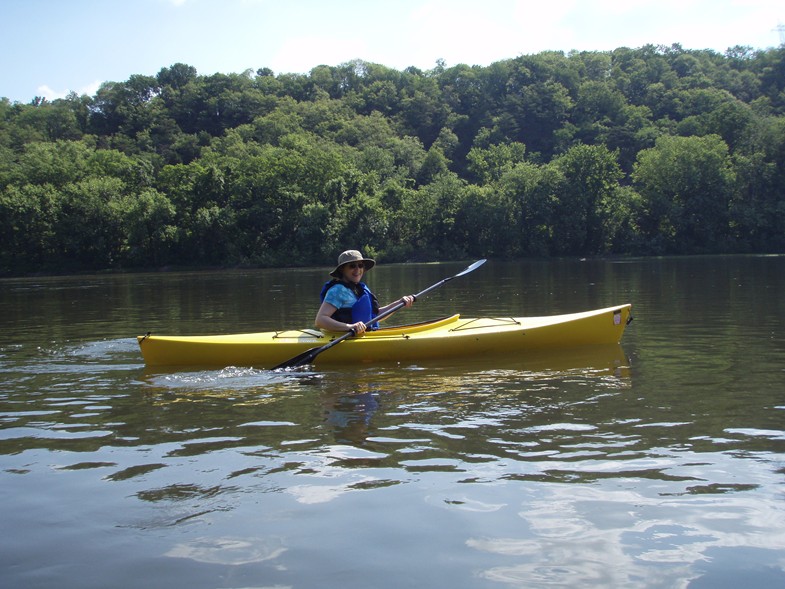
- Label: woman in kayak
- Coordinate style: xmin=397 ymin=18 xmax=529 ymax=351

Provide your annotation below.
xmin=315 ymin=250 xmax=414 ymax=334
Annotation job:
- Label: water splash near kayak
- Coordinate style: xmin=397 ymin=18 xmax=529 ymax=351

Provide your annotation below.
xmin=140 ymin=365 xmax=323 ymax=398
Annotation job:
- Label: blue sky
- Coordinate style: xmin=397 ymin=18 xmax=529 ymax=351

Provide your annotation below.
xmin=2 ymin=0 xmax=783 ymax=103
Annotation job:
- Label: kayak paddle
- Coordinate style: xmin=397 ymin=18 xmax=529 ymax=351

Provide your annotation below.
xmin=273 ymin=258 xmax=487 ymax=370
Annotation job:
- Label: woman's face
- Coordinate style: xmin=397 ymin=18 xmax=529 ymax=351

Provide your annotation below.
xmin=340 ymin=261 xmax=365 ymax=283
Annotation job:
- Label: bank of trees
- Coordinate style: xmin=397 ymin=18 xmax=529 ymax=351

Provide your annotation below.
xmin=2 ymin=44 xmax=785 ymax=274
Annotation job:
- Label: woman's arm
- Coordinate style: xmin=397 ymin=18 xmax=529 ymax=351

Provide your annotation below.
xmin=376 ymin=295 xmax=415 ymax=320
xmin=315 ymin=300 xmax=367 ymax=334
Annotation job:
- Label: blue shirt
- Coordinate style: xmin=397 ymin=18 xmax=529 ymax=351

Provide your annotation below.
xmin=323 ymin=283 xmax=358 ymax=310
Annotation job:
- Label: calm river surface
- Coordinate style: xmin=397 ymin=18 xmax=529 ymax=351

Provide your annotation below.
xmin=1 ymin=256 xmax=784 ymax=589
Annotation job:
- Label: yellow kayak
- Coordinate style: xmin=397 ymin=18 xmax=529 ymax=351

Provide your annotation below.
xmin=137 ymin=304 xmax=633 ymax=368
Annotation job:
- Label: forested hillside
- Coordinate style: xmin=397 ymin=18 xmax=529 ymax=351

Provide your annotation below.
xmin=2 ymin=43 xmax=784 ymax=275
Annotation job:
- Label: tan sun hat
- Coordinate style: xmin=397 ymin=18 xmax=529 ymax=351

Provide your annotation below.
xmin=329 ymin=249 xmax=376 ymax=278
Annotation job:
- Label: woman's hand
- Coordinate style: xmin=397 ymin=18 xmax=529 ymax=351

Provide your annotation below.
xmin=349 ymin=321 xmax=367 ymax=335
xmin=401 ymin=295 xmax=415 ymax=307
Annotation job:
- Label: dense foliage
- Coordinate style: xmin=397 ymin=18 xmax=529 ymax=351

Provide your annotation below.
xmin=2 ymin=44 xmax=785 ymax=274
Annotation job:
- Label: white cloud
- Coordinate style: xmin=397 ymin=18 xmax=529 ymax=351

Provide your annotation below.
xmin=82 ymin=80 xmax=103 ymax=96
xmin=408 ymin=0 xmax=524 ymax=64
xmin=36 ymin=85 xmax=61 ymax=101
xmin=270 ymin=36 xmax=369 ymax=74
xmin=36 ymin=80 xmax=102 ymax=101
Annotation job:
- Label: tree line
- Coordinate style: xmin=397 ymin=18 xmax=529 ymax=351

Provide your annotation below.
xmin=1 ymin=43 xmax=784 ymax=275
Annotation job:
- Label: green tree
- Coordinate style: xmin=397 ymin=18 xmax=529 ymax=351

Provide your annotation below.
xmin=496 ymin=161 xmax=565 ymax=256
xmin=56 ymin=176 xmax=128 ymax=268
xmin=729 ymin=116 xmax=785 ymax=250
xmin=4 ymin=45 xmax=785 ymax=274
xmin=572 ymin=81 xmax=656 ymax=170
xmin=412 ymin=172 xmax=468 ymax=258
xmin=466 ymin=140 xmax=526 ymax=184
xmin=553 ymin=144 xmax=625 ymax=254
xmin=633 ymin=134 xmax=735 ymax=252
xmin=0 ymin=183 xmax=60 ymax=271
xmin=122 ymin=188 xmax=178 ymax=266
xmin=500 ymin=78 xmax=574 ymax=158
xmin=14 ymin=140 xmax=94 ymax=186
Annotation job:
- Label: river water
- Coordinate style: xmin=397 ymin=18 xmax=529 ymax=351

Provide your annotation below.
xmin=1 ymin=256 xmax=784 ymax=588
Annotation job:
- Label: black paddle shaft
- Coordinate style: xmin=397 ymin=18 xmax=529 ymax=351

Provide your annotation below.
xmin=273 ymin=259 xmax=487 ymax=370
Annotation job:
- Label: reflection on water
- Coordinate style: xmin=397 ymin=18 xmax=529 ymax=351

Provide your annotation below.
xmin=165 ymin=535 xmax=287 ymax=565
xmin=468 ymin=481 xmax=785 ymax=587
xmin=2 ymin=257 xmax=785 ymax=588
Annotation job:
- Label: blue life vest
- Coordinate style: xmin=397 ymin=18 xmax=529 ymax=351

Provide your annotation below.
xmin=320 ymin=280 xmax=380 ymax=330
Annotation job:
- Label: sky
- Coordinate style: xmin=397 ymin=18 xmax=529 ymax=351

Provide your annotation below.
xmin=2 ymin=0 xmax=783 ymax=103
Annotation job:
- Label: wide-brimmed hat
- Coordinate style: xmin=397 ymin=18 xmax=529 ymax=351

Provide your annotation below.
xmin=330 ymin=249 xmax=376 ymax=277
